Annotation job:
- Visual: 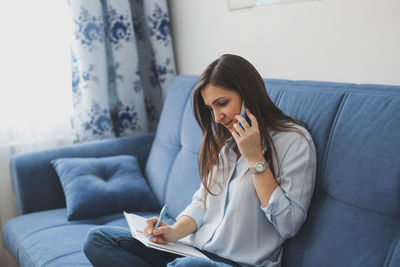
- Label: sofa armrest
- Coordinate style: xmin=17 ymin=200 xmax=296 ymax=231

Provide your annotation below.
xmin=10 ymin=133 xmax=155 ymax=215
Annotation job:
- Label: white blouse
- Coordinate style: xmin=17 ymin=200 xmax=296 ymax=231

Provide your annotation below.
xmin=177 ymin=124 xmax=317 ymax=267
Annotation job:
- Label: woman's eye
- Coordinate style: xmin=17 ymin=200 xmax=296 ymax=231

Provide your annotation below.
xmin=219 ymin=101 xmax=228 ymax=107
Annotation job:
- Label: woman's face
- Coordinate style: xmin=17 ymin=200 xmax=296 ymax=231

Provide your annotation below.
xmin=201 ymin=84 xmax=242 ymax=131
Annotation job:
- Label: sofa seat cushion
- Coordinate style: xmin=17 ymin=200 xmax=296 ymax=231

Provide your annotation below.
xmin=2 ymin=208 xmax=175 ymax=267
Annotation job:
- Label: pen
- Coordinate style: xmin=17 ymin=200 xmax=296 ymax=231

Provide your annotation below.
xmin=149 ymin=205 xmax=168 ymax=240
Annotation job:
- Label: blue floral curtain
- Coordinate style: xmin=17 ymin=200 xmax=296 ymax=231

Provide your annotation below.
xmin=68 ymin=0 xmax=175 ymax=142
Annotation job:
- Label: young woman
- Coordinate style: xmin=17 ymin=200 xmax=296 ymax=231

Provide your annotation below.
xmin=83 ymin=54 xmax=317 ymax=267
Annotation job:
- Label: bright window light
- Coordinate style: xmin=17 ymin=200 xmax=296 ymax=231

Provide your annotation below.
xmin=0 ymin=1 xmax=73 ymax=131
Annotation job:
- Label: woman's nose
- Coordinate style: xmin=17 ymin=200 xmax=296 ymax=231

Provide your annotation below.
xmin=213 ymin=110 xmax=224 ymax=123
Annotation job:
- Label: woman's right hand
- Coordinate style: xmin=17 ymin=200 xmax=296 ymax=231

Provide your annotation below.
xmin=144 ymin=217 xmax=177 ymax=244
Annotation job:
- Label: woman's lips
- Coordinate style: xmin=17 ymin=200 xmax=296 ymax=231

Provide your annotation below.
xmin=224 ymin=120 xmax=233 ymax=127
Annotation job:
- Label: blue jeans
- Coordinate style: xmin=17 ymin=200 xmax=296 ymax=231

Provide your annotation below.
xmin=83 ymin=226 xmax=239 ymax=267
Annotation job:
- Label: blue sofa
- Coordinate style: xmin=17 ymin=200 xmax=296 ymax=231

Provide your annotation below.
xmin=3 ymin=75 xmax=400 ymax=267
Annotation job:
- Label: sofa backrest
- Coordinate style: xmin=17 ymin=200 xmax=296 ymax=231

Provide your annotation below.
xmin=145 ymin=75 xmax=400 ymax=267
xmin=145 ymin=76 xmax=203 ymax=218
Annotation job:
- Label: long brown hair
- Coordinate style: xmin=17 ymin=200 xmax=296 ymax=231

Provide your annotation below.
xmin=192 ymin=54 xmax=306 ymax=205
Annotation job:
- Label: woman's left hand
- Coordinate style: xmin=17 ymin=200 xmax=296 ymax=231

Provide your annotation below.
xmin=231 ymin=109 xmax=265 ymax=164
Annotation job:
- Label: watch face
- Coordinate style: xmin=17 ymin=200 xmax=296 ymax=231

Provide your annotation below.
xmin=251 ymin=161 xmax=267 ymax=174
xmin=256 ymin=162 xmax=264 ymax=172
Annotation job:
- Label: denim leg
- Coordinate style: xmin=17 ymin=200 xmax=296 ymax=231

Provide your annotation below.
xmin=83 ymin=225 xmax=180 ymax=267
xmin=167 ymin=257 xmax=234 ymax=267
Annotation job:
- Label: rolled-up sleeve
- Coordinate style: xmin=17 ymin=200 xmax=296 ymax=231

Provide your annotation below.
xmin=176 ymin=184 xmax=207 ymax=230
xmin=262 ymin=133 xmax=317 ymax=239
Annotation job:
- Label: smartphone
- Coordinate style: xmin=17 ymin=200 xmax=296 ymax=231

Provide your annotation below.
xmin=240 ymin=102 xmax=252 ymax=127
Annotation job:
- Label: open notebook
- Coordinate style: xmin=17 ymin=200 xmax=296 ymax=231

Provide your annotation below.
xmin=123 ymin=212 xmax=208 ymax=259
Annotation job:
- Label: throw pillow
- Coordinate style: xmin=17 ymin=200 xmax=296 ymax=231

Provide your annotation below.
xmin=51 ymin=155 xmax=160 ymax=220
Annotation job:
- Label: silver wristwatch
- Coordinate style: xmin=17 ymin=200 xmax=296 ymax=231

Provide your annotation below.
xmin=250 ymin=161 xmax=269 ymax=174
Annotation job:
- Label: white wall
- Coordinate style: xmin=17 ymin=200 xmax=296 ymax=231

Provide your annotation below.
xmin=168 ymin=0 xmax=400 ymax=85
